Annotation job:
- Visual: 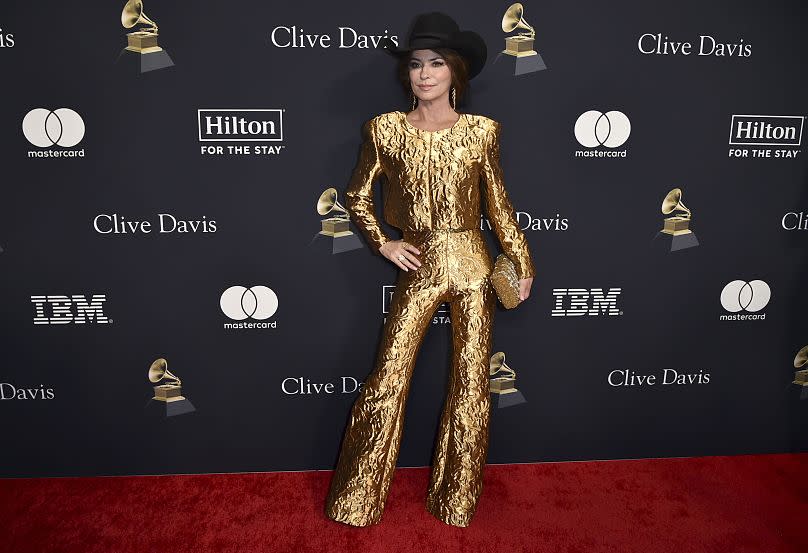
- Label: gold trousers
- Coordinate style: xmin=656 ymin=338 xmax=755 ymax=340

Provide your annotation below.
xmin=325 ymin=228 xmax=496 ymax=527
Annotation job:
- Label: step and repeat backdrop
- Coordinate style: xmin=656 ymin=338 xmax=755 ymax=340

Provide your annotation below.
xmin=1 ymin=0 xmax=807 ymax=478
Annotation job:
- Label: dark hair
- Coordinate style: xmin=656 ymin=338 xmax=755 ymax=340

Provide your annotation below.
xmin=396 ymin=48 xmax=470 ymax=110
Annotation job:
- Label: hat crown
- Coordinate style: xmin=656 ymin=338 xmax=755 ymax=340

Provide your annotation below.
xmin=380 ymin=12 xmax=488 ymax=79
xmin=409 ymin=12 xmax=460 ymax=38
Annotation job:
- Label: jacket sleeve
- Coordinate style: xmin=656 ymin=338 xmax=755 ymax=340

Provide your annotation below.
xmin=344 ymin=117 xmax=392 ymax=255
xmin=481 ymin=120 xmax=536 ymax=279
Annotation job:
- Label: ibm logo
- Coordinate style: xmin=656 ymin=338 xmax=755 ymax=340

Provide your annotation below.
xmin=551 ymin=288 xmax=623 ymax=317
xmin=31 ymin=295 xmax=111 ymax=325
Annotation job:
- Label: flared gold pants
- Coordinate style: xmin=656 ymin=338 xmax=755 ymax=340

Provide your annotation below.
xmin=325 ymin=228 xmax=496 ymax=527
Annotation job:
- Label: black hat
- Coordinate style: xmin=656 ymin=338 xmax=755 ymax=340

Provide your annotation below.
xmin=379 ymin=12 xmax=488 ymax=79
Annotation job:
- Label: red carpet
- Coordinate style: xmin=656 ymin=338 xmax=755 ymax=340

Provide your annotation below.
xmin=1 ymin=454 xmax=806 ymax=553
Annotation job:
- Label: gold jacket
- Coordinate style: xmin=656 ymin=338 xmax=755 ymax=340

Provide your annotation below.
xmin=345 ymin=110 xmax=536 ymax=279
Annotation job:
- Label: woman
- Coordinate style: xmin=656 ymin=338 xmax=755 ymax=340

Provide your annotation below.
xmin=325 ymin=12 xmax=536 ymax=528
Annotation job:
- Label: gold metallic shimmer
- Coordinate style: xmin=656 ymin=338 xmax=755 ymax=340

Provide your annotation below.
xmin=342 ymin=110 xmax=534 ymax=279
xmin=325 ymin=111 xmax=536 ymax=528
xmin=490 ymin=253 xmax=522 ymax=309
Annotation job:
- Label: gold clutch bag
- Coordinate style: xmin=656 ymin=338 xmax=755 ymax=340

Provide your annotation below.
xmin=490 ymin=253 xmax=522 ymax=309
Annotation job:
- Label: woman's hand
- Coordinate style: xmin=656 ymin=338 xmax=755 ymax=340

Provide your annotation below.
xmin=518 ymin=277 xmax=534 ymax=302
xmin=379 ymin=240 xmax=422 ymax=272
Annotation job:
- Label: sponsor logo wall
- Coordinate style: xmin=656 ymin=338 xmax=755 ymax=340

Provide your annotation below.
xmin=1 ymin=0 xmax=806 ymax=478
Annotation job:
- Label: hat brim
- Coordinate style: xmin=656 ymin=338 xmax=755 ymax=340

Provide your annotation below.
xmin=378 ymin=32 xmax=487 ymax=79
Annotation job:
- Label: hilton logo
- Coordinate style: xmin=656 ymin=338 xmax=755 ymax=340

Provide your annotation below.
xmin=551 ymin=288 xmax=623 ymax=317
xmin=31 ymin=295 xmax=111 ymax=325
xmin=728 ymin=115 xmax=803 ymax=159
xmin=198 ymin=109 xmax=285 ymax=156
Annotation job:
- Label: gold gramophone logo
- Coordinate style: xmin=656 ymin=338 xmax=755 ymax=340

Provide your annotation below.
xmin=118 ymin=0 xmax=175 ymax=73
xmin=489 ymin=351 xmax=527 ymax=408
xmin=793 ymin=346 xmax=808 ymax=399
xmin=656 ymin=187 xmax=700 ymax=251
xmin=308 ymin=187 xmax=363 ymax=254
xmin=146 ymin=358 xmax=196 ymax=417
xmin=497 ymin=3 xmax=547 ymax=74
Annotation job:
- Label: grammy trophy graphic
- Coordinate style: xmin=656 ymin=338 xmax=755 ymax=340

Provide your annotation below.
xmin=117 ymin=0 xmax=175 ymax=73
xmin=494 ymin=3 xmax=547 ymax=75
xmin=655 ymin=187 xmax=700 ymax=251
xmin=490 ymin=351 xmax=527 ymax=408
xmin=308 ymin=187 xmax=364 ymax=254
xmin=145 ymin=358 xmax=195 ymax=417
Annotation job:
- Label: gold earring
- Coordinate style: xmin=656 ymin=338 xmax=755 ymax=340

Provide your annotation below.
xmin=450 ymin=87 xmax=456 ymax=110
xmin=411 ymin=91 xmax=417 ymax=111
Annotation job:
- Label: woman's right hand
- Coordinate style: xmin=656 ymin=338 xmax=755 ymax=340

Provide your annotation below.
xmin=379 ymin=239 xmax=422 ymax=272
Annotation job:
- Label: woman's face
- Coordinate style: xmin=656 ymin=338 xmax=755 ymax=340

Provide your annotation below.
xmin=408 ymin=49 xmax=453 ymax=105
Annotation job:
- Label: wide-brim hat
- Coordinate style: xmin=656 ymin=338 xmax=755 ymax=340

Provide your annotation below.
xmin=379 ymin=12 xmax=488 ymax=79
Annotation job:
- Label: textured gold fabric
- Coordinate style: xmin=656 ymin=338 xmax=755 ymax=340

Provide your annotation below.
xmin=343 ymin=110 xmax=535 ymax=279
xmin=490 ymin=253 xmax=522 ymax=309
xmin=325 ymin=111 xmax=535 ymax=528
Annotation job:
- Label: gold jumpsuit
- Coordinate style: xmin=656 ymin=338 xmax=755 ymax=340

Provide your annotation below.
xmin=325 ymin=110 xmax=536 ymax=527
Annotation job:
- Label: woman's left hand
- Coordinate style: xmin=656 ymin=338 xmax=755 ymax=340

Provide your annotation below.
xmin=518 ymin=277 xmax=534 ymax=302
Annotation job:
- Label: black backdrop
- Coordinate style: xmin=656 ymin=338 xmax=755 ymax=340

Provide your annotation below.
xmin=1 ymin=0 xmax=806 ymax=478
